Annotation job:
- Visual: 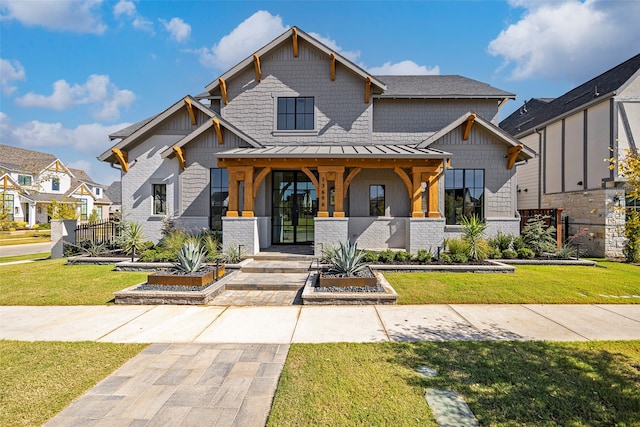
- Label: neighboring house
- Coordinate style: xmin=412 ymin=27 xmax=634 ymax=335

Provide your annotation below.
xmin=501 ymin=54 xmax=640 ymax=257
xmin=105 ymin=181 xmax=122 ymax=218
xmin=99 ymin=27 xmax=533 ymax=255
xmin=0 ymin=144 xmax=111 ymax=227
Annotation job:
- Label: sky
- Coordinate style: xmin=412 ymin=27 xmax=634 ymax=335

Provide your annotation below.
xmin=1 ymin=0 xmax=639 ymax=186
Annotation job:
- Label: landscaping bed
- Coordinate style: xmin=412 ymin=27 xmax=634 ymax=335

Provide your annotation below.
xmin=302 ymin=271 xmax=398 ymax=305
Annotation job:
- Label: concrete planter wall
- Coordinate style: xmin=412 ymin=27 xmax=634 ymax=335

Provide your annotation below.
xmin=147 ymin=266 xmax=225 ymax=287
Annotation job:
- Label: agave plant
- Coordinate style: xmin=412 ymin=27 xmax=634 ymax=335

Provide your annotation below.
xmin=323 ymin=240 xmax=367 ymax=277
xmin=174 ymin=239 xmax=208 ymax=274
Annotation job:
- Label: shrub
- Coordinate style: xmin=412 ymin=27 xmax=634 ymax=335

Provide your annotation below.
xmin=158 ymin=229 xmax=188 ymax=254
xmin=522 ymin=215 xmax=557 ymax=256
xmin=461 ymin=215 xmax=488 ymax=260
xmin=512 ymin=235 xmax=525 ymax=251
xmin=517 ymin=247 xmax=535 ymax=259
xmin=487 ymin=247 xmax=502 ymax=259
xmin=140 ymin=248 xmax=176 ymax=262
xmin=35 ymin=222 xmax=51 ymax=230
xmin=362 ymin=250 xmax=379 ymax=263
xmin=199 ymin=232 xmax=221 ymax=262
xmin=556 ymin=245 xmax=580 ymax=259
xmin=445 ymin=238 xmax=469 ymax=258
xmin=502 ymin=249 xmax=518 ymax=259
xmin=323 ymin=240 xmax=367 ymax=277
xmin=489 ymin=232 xmax=514 ymax=251
xmin=415 ymin=249 xmax=432 ymax=263
xmin=394 ymin=251 xmax=413 ymax=262
xmin=378 ymin=249 xmax=396 ymax=263
xmin=222 ymin=245 xmax=245 ymax=264
xmin=438 ymin=253 xmax=452 ymax=263
xmin=452 ymin=253 xmax=468 ymax=263
xmin=118 ymin=221 xmax=147 ymax=262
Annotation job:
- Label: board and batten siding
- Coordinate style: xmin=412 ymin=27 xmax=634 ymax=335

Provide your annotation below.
xmin=514 ymin=132 xmax=540 ymax=209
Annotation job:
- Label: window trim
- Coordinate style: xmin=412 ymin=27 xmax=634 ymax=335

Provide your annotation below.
xmin=369 ymin=184 xmax=385 ymax=217
xmin=18 ymin=174 xmax=32 ymax=186
xmin=80 ymin=198 xmax=88 ymax=221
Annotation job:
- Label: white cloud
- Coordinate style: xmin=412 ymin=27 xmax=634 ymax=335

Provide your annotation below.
xmin=197 ymin=10 xmax=289 ymax=69
xmin=368 ymin=61 xmax=440 ymax=75
xmin=0 ymin=58 xmax=26 ymax=95
xmin=308 ymin=32 xmax=361 ymax=63
xmin=112 ymin=0 xmax=154 ymax=34
xmin=489 ymin=0 xmax=640 ymax=81
xmin=15 ymin=75 xmax=135 ymax=121
xmin=0 ymin=0 xmax=106 ymax=34
xmin=161 ymin=17 xmax=191 ymax=43
xmin=113 ymin=0 xmax=135 ymax=18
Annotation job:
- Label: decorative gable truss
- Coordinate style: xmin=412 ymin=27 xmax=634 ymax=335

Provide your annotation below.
xmin=204 ymin=27 xmax=386 ymax=105
xmin=417 ymin=111 xmax=535 ymax=169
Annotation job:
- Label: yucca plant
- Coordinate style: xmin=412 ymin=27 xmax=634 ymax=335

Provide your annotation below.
xmin=323 ymin=240 xmax=367 ymax=277
xmin=119 ymin=221 xmax=147 ymax=262
xmin=174 ymin=239 xmax=208 ymax=274
xmin=461 ymin=215 xmax=488 ymax=261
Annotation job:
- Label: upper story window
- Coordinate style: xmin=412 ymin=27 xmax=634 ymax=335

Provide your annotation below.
xmin=18 ymin=175 xmax=32 ymax=186
xmin=445 ymin=169 xmax=484 ymax=225
xmin=95 ymin=188 xmax=101 ymax=196
xmin=51 ymin=177 xmax=60 ymax=191
xmin=277 ymin=97 xmax=314 ymax=130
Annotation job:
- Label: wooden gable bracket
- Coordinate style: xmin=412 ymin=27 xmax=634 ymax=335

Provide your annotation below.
xmin=212 ymin=118 xmax=224 ymax=145
xmin=342 ymin=167 xmax=361 ymax=198
xmin=172 ymin=146 xmax=186 ymax=171
xmin=462 ymin=113 xmax=477 ymax=140
xmin=506 ymin=144 xmax=524 ymax=170
xmin=253 ymin=54 xmax=262 ymax=82
xmin=497 ymin=97 xmax=509 ymax=110
xmin=219 ymin=78 xmax=228 ymax=105
xmin=184 ymin=98 xmax=197 ymax=125
xmin=330 ymin=53 xmax=336 ymax=81
xmin=80 ymin=184 xmax=91 ymax=195
xmin=2 ymin=175 xmax=18 ymax=190
xmin=111 ymin=148 xmax=129 ymax=172
xmin=292 ymin=27 xmax=299 ymax=57
xmin=365 ymin=76 xmax=372 ymax=104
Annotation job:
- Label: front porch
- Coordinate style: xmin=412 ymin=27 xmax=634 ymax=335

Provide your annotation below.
xmin=217 ymin=145 xmax=451 ymax=255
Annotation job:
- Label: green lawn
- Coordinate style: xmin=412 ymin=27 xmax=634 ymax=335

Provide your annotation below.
xmin=0 ymin=258 xmax=147 ymax=305
xmin=0 ymin=341 xmax=146 ymax=427
xmin=0 ymin=230 xmax=51 ymax=246
xmin=386 ymin=260 xmax=640 ymax=304
xmin=269 ymin=341 xmax=640 ymax=426
xmin=0 ymin=252 xmax=50 ymax=263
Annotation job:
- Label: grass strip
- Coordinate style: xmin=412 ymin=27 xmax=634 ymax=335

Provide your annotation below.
xmin=269 ymin=341 xmax=640 ymax=426
xmin=0 ymin=341 xmax=146 ymax=427
xmin=386 ymin=261 xmax=640 ymax=304
xmin=0 ymin=253 xmax=50 ymax=263
xmin=0 ymin=258 xmax=148 ymax=305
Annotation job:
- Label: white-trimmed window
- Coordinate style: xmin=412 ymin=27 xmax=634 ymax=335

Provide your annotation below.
xmin=52 ymin=177 xmax=60 ymax=191
xmin=18 ymin=175 xmax=32 ymax=186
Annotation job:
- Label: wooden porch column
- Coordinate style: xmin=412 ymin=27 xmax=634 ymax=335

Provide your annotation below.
xmin=318 ymin=166 xmax=345 ymax=217
xmin=411 ymin=169 xmax=425 ymax=218
xmin=426 ymin=173 xmax=440 ymax=218
xmin=242 ymin=166 xmax=254 ymax=217
xmin=227 ymin=170 xmax=239 ymax=217
xmin=409 ymin=164 xmax=444 ymax=219
xmin=317 ymin=168 xmax=329 ymax=217
xmin=226 ymin=166 xmax=254 ymax=217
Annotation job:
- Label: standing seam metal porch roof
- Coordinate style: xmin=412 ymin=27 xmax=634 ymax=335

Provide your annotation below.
xmin=215 ymin=144 xmax=451 ymax=159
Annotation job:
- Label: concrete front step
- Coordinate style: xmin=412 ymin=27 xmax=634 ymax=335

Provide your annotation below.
xmin=253 ymin=253 xmax=316 ymax=262
xmin=224 ymin=272 xmax=309 ymax=291
xmin=241 ymin=260 xmax=313 ymax=274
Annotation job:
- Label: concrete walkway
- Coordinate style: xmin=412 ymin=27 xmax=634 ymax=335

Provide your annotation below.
xmin=3 ymin=304 xmax=639 ymax=426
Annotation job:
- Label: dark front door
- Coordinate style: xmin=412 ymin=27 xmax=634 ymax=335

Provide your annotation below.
xmin=272 ymin=171 xmax=316 ymax=244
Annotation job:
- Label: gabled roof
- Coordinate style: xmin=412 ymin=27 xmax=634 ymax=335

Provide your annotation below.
xmin=0 ymin=144 xmax=59 ymax=174
xmin=501 ymin=53 xmax=640 ymax=136
xmin=417 ymin=111 xmax=535 ymax=163
xmin=204 ymin=26 xmax=386 ymax=94
xmin=105 ymin=181 xmax=121 ymax=204
xmin=68 ymin=168 xmax=102 ymax=187
xmin=375 ymin=75 xmax=515 ymax=99
xmin=109 ymin=114 xmax=159 ymax=140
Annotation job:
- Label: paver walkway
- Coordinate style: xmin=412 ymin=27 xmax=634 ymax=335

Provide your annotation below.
xmin=45 ymin=343 xmax=288 ymax=427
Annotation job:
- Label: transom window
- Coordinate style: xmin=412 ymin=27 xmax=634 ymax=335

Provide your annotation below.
xmin=445 ymin=169 xmax=484 ymax=225
xmin=153 ymin=184 xmax=166 ymax=215
xmin=369 ymin=185 xmax=385 ymax=216
xmin=277 ymin=97 xmax=314 ymax=130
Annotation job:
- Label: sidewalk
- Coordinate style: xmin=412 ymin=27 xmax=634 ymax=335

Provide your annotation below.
xmin=4 ymin=304 xmax=638 ymax=426
xmin=0 ymin=242 xmax=50 ymax=257
xmin=2 ymin=304 xmax=639 ymax=343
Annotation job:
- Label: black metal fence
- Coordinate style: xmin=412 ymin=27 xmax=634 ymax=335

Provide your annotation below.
xmin=518 ymin=208 xmax=564 ymax=249
xmin=75 ymin=220 xmax=121 ymax=245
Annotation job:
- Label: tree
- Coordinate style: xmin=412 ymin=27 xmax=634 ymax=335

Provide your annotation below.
xmin=47 ymin=199 xmax=79 ymax=220
xmin=614 ymin=149 xmax=640 ymax=262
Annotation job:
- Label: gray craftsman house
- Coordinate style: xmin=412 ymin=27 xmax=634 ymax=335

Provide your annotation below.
xmin=501 ymin=54 xmax=640 ymax=257
xmin=99 ymin=27 xmax=533 ymax=255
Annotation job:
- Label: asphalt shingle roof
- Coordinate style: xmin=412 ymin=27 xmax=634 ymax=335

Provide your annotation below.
xmin=500 ymin=53 xmax=640 ymax=135
xmin=109 ymin=114 xmax=159 ymax=139
xmin=375 ymin=75 xmax=515 ymax=99
xmin=0 ymin=144 xmax=57 ymax=173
